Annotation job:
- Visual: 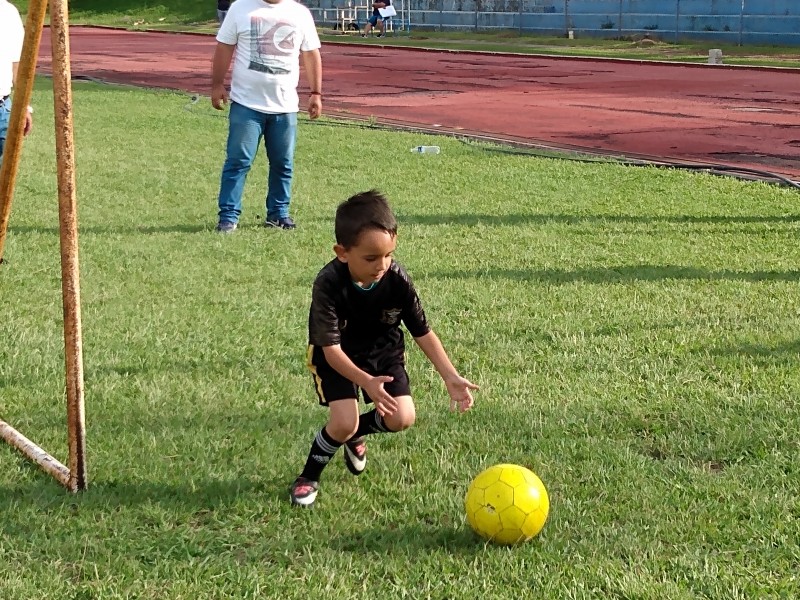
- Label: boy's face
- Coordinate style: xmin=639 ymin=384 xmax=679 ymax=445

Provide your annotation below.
xmin=335 ymin=228 xmax=397 ymax=288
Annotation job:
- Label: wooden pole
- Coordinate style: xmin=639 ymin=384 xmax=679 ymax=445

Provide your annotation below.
xmin=50 ymin=0 xmax=87 ymax=492
xmin=0 ymin=420 xmax=71 ymax=487
xmin=0 ymin=0 xmax=49 ymax=264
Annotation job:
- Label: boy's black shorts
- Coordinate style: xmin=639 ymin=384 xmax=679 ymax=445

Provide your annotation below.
xmin=308 ymin=349 xmax=411 ymax=406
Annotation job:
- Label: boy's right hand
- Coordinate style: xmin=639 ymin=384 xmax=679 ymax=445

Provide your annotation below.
xmin=363 ymin=375 xmax=397 ymax=416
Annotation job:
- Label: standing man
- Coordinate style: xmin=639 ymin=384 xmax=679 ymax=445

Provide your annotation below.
xmin=217 ymin=0 xmax=231 ymax=24
xmin=211 ymin=0 xmax=322 ymax=233
xmin=361 ymin=0 xmax=392 ymax=38
xmin=1 ymin=0 xmax=33 ymax=161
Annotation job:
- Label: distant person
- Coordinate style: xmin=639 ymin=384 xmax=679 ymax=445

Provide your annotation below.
xmin=217 ymin=0 xmax=231 ymax=24
xmin=211 ymin=0 xmax=322 ymax=233
xmin=361 ymin=0 xmax=392 ymax=38
xmin=289 ymin=190 xmax=478 ymax=507
xmin=0 ymin=0 xmax=33 ymax=161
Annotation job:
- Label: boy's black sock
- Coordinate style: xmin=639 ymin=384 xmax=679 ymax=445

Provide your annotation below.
xmin=300 ymin=427 xmax=343 ymax=482
xmin=352 ymin=409 xmax=391 ymax=439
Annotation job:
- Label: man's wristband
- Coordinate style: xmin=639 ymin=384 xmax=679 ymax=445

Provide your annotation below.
xmin=27 ymin=106 xmax=33 ymax=114
xmin=309 ymin=92 xmax=322 ymax=97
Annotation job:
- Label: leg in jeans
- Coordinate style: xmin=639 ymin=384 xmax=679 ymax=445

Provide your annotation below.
xmin=0 ymin=101 xmax=11 ymax=161
xmin=217 ymin=102 xmax=265 ymax=225
xmin=263 ymin=112 xmax=297 ymax=221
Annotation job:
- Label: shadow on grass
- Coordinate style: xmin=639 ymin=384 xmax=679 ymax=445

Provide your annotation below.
xmin=0 ymin=474 xmax=491 ymax=562
xmin=11 ymin=213 xmax=795 ymax=236
xmin=709 ymin=338 xmax=800 ymax=364
xmin=428 ymin=265 xmax=800 ymax=283
xmin=0 ymin=472 xmax=285 ymax=514
xmin=8 ymin=224 xmax=212 ymax=235
xmin=86 ymin=357 xmax=246 ymax=379
xmin=400 ymin=213 xmax=800 ymax=227
xmin=329 ymin=523 xmax=482 ymax=554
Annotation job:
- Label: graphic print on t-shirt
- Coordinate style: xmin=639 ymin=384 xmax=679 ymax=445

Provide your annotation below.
xmin=248 ymin=16 xmax=297 ymax=74
xmin=380 ymin=308 xmax=402 ymax=325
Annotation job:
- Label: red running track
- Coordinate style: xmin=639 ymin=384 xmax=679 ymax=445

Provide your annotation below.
xmin=37 ymin=27 xmax=800 ymax=179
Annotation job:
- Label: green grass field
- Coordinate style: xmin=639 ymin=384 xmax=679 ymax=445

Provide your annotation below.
xmin=2 ymin=80 xmax=799 ymax=598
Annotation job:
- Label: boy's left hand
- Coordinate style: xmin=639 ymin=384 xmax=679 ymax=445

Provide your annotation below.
xmin=445 ymin=375 xmax=479 ymax=413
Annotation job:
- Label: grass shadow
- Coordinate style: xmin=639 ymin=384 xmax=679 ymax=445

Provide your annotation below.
xmin=0 ymin=474 xmax=281 ymax=515
xmin=329 ymin=523 xmax=483 ymax=555
xmin=708 ymin=338 xmax=800 ymax=366
xmin=428 ymin=265 xmax=800 ymax=284
xmin=401 ymin=212 xmax=800 ymax=227
xmin=8 ymin=224 xmax=212 ymax=235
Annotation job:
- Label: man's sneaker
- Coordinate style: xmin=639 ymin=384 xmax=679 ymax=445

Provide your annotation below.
xmin=264 ymin=216 xmax=296 ymax=230
xmin=376 ymin=33 xmax=384 ymax=38
xmin=360 ymin=33 xmax=367 ymax=38
xmin=290 ymin=477 xmax=319 ymax=507
xmin=215 ymin=221 xmax=237 ymax=233
xmin=343 ymin=437 xmax=367 ymax=475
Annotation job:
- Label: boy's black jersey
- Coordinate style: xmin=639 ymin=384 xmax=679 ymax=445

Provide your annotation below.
xmin=308 ymin=259 xmax=430 ymax=369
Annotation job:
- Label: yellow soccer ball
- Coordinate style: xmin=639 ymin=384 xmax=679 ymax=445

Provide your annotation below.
xmin=464 ymin=463 xmax=549 ymax=545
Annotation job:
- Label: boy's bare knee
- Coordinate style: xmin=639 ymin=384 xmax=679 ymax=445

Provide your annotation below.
xmin=385 ymin=397 xmax=416 ymax=432
xmin=327 ymin=401 xmax=359 ymax=442
xmin=327 ymin=419 xmax=358 ymax=442
xmin=392 ymin=413 xmax=415 ymax=432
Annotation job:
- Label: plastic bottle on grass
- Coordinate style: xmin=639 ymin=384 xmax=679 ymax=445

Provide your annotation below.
xmin=410 ymin=146 xmax=440 ymax=154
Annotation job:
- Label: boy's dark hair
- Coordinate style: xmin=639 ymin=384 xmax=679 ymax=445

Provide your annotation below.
xmin=335 ymin=190 xmax=398 ymax=248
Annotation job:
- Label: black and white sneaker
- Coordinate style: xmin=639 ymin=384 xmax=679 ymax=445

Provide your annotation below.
xmin=264 ymin=216 xmax=296 ymax=230
xmin=215 ymin=221 xmax=237 ymax=233
xmin=290 ymin=477 xmax=319 ymax=507
xmin=343 ymin=437 xmax=367 ymax=475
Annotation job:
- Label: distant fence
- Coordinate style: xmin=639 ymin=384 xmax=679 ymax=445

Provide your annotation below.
xmin=309 ymin=0 xmax=800 ymax=46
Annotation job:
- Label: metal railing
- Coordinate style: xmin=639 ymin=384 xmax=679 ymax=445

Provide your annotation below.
xmin=309 ymin=0 xmax=800 ymax=46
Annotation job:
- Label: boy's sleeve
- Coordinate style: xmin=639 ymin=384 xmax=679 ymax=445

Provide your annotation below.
xmin=309 ymin=280 xmax=341 ymax=347
xmin=399 ymin=272 xmax=431 ymax=338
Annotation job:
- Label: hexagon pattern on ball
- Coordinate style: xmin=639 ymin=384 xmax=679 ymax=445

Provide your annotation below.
xmin=465 ymin=464 xmax=549 ymax=545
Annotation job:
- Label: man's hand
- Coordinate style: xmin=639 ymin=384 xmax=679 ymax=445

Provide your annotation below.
xmin=211 ymin=84 xmax=229 ymax=110
xmin=445 ymin=375 xmax=479 ymax=413
xmin=211 ymin=42 xmax=235 ymax=110
xmin=308 ymin=95 xmax=321 ymax=119
xmin=362 ymin=375 xmax=398 ymax=416
xmin=23 ymin=113 xmax=32 ymax=136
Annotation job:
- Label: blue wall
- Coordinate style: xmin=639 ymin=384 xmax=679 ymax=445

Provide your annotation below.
xmin=310 ymin=0 xmax=800 ymax=45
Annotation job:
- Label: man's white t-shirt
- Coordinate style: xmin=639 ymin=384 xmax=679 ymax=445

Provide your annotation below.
xmin=0 ymin=0 xmax=25 ymax=97
xmin=217 ymin=0 xmax=321 ymax=114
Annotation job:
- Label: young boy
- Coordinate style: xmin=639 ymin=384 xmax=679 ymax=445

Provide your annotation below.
xmin=290 ymin=190 xmax=478 ymax=507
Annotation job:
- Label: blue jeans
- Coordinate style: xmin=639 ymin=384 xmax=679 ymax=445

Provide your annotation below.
xmin=0 ymin=99 xmax=11 ymax=161
xmin=217 ymin=101 xmax=297 ymax=224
